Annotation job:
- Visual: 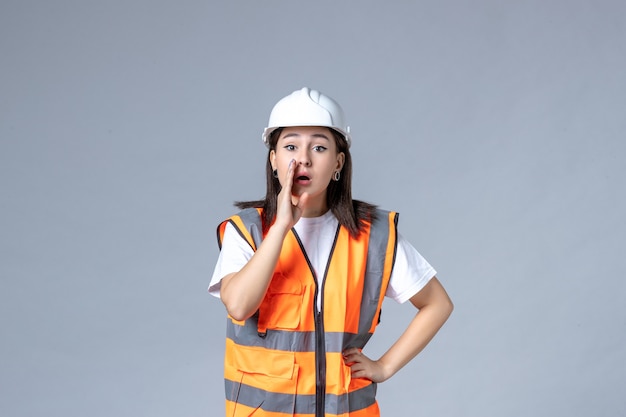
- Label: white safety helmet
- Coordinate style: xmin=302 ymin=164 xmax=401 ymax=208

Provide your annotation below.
xmin=262 ymin=87 xmax=351 ymax=148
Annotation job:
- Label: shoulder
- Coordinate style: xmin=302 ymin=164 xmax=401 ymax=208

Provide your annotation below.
xmin=219 ymin=208 xmax=264 ymax=231
xmin=225 ymin=207 xmax=263 ymax=222
xmin=370 ymin=208 xmax=399 ymax=230
xmin=352 ymin=200 xmax=397 ymax=224
xmin=218 ymin=208 xmax=264 ymax=250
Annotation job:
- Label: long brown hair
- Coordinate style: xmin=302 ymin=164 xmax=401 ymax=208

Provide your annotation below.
xmin=235 ymin=128 xmax=377 ymax=237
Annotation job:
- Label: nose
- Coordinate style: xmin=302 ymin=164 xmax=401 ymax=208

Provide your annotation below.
xmin=296 ymin=150 xmax=311 ymax=167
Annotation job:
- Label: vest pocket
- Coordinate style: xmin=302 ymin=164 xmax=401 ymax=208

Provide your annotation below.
xmin=229 ymin=346 xmax=299 ymax=416
xmin=262 ymin=273 xmax=303 ymax=330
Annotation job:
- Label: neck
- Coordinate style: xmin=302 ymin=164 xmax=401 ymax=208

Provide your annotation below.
xmin=295 ymin=195 xmax=328 ymax=218
xmin=302 ymin=207 xmax=329 ymax=218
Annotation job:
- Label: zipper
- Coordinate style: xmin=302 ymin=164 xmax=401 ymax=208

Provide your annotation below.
xmin=315 ymin=309 xmax=325 ymax=417
xmin=292 ymin=225 xmax=340 ymax=417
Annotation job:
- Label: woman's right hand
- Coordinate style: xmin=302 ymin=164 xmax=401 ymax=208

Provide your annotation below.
xmin=275 ymin=159 xmax=309 ymax=231
xmin=221 ymin=159 xmax=308 ymax=321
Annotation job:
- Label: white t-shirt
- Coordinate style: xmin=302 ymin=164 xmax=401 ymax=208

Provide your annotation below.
xmin=209 ymin=210 xmax=436 ymax=307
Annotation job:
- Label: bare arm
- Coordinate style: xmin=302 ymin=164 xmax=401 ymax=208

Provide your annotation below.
xmin=343 ymin=277 xmax=453 ymax=382
xmin=220 ymin=159 xmax=309 ymax=320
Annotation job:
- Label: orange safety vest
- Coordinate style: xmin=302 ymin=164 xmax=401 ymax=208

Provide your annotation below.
xmin=216 ymin=208 xmax=398 ymax=417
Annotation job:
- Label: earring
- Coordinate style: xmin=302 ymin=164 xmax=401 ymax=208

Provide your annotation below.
xmin=333 ymin=170 xmax=341 ymax=181
xmin=272 ymin=169 xmax=278 ymax=178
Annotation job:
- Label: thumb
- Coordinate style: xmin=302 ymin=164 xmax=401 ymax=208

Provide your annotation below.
xmin=296 ymin=192 xmax=310 ymax=211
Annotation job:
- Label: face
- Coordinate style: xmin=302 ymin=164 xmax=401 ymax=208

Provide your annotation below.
xmin=270 ymin=126 xmax=345 ymax=213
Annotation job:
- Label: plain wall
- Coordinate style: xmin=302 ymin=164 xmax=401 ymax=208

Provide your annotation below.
xmin=1 ymin=1 xmax=624 ymax=416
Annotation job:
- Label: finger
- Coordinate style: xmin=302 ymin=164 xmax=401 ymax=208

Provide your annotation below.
xmin=351 ymin=369 xmax=372 ymax=381
xmin=343 ymin=348 xmax=362 ymax=359
xmin=297 ymin=192 xmax=310 ymax=210
xmin=283 ymin=159 xmax=296 ymax=191
xmin=343 ymin=347 xmax=360 ymax=356
xmin=343 ymin=350 xmax=359 ymax=359
xmin=343 ymin=352 xmax=362 ymax=365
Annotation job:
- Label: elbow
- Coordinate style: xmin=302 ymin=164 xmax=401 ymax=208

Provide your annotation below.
xmin=221 ymin=295 xmax=256 ymax=321
xmin=437 ymin=280 xmax=454 ymax=320
xmin=441 ymin=295 xmax=454 ymax=321
xmin=445 ymin=298 xmax=454 ymax=318
xmin=226 ymin=305 xmax=253 ymax=322
xmin=220 ymin=277 xmax=256 ymax=321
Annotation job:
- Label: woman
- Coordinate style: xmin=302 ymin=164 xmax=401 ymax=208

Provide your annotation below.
xmin=209 ymin=87 xmax=453 ymax=416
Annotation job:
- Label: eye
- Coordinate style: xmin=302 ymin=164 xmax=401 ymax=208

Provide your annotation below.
xmin=283 ymin=144 xmax=296 ymax=151
xmin=312 ymin=145 xmax=327 ymax=152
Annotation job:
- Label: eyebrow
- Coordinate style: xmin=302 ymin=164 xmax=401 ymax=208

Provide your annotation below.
xmin=281 ymin=132 xmax=331 ymax=141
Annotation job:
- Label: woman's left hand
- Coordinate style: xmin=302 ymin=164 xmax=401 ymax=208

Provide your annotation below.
xmin=342 ymin=348 xmax=390 ymax=383
xmin=343 ymin=278 xmax=453 ymax=385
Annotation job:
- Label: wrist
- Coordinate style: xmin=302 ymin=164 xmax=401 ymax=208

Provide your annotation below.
xmin=376 ymin=356 xmax=398 ymax=382
xmin=267 ymin=221 xmax=291 ymax=239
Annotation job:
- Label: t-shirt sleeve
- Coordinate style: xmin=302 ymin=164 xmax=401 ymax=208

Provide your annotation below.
xmin=385 ymin=233 xmax=437 ymax=304
xmin=208 ymin=222 xmax=254 ymax=298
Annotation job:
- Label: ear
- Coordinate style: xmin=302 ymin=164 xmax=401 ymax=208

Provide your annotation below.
xmin=269 ymin=150 xmax=276 ymax=170
xmin=336 ymin=152 xmax=345 ymax=171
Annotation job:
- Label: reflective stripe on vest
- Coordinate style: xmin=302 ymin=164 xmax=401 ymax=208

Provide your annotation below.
xmin=217 ymin=207 xmax=398 ymax=417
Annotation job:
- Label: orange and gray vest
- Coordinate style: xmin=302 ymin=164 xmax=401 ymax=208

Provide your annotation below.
xmin=217 ymin=208 xmax=398 ymax=417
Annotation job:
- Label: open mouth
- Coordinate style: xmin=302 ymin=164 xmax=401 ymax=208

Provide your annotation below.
xmin=296 ymin=175 xmax=310 ymax=181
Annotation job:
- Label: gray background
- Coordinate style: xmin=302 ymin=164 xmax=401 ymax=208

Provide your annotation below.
xmin=1 ymin=1 xmax=624 ymax=416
